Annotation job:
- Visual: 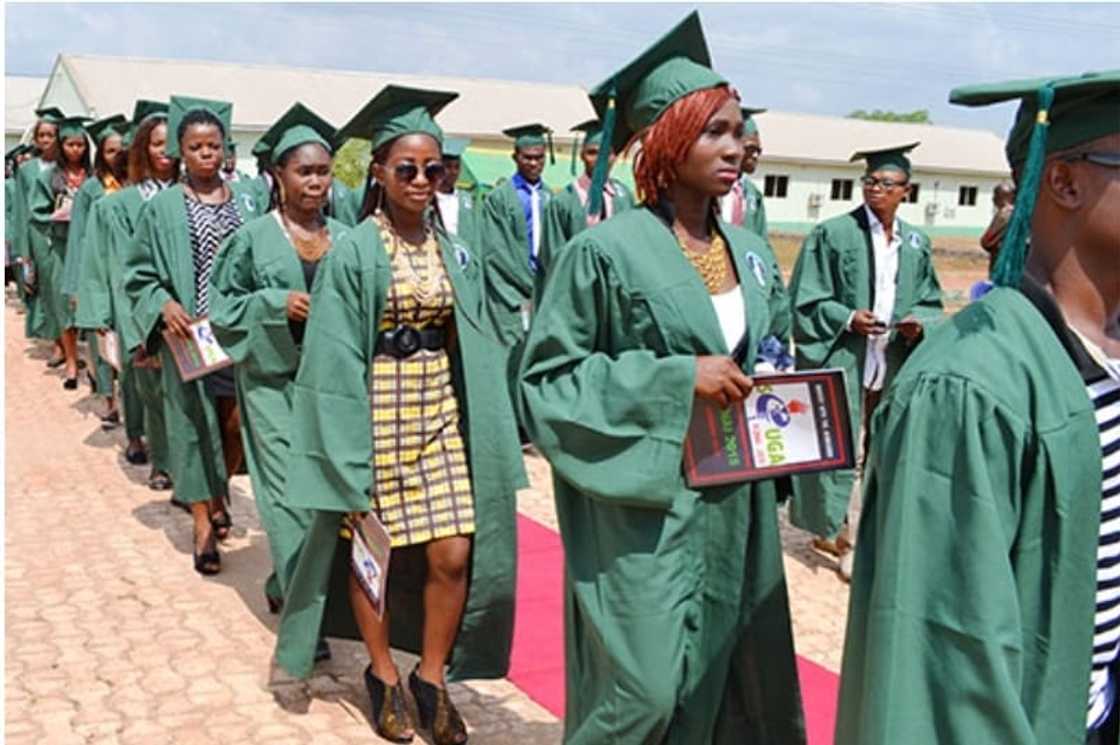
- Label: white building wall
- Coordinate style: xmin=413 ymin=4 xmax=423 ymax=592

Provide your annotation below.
xmin=752 ymin=160 xmax=1007 ymax=235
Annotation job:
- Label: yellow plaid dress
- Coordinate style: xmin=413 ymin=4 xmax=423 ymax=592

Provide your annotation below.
xmin=370 ymin=219 xmax=475 ymax=548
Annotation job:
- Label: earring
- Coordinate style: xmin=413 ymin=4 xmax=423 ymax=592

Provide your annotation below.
xmin=375 ymin=183 xmax=385 ymax=216
xmin=277 ymin=180 xmax=287 ymax=208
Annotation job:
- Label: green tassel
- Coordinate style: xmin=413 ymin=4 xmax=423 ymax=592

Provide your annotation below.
xmin=587 ymin=91 xmax=616 ymax=218
xmin=993 ymin=84 xmax=1055 ymax=287
xmin=547 ymin=130 xmax=555 ymax=165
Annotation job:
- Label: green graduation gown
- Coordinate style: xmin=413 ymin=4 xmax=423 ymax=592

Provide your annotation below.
xmin=787 ymin=206 xmax=943 ymax=539
xmin=835 ymin=280 xmax=1103 ymax=744
xmin=11 ymin=158 xmax=46 ymax=334
xmin=208 ymin=213 xmax=351 ymax=599
xmin=326 ymin=181 xmax=358 ymax=227
xmin=477 ymin=178 xmax=551 ymax=347
xmin=274 ymin=219 xmax=527 ymax=680
xmin=5 ymin=178 xmax=15 ymax=265
xmin=518 ymin=206 xmax=806 ymax=745
xmin=65 ymin=177 xmax=115 ymax=395
xmin=124 ymin=183 xmax=265 ymax=503
xmin=537 ymin=176 xmax=635 ymax=280
xmin=27 ymin=164 xmax=88 ymax=338
xmin=742 ymin=176 xmax=768 ymax=240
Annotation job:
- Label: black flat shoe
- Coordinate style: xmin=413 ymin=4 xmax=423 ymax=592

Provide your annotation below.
xmin=314 ymin=638 xmax=331 ymax=662
xmin=150 ymin=470 xmax=175 ymax=492
xmin=125 ymin=446 xmax=149 ymax=465
xmin=46 ymin=356 xmax=65 ymax=369
xmin=211 ymin=509 xmax=232 ymax=541
xmin=266 ymin=591 xmax=284 ymax=615
xmin=193 ymin=531 xmax=220 ymax=576
xmin=62 ymin=377 xmax=78 ymax=390
xmin=99 ymin=410 xmax=121 ymax=430
xmin=409 ymin=666 xmax=468 ymax=745
xmin=363 ymin=666 xmax=414 ymax=743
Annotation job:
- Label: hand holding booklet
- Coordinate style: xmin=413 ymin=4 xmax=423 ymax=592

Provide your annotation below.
xmin=161 ymin=317 xmax=232 ymax=382
xmin=350 ymin=512 xmax=392 ymax=619
xmin=683 ymin=368 xmax=854 ymax=488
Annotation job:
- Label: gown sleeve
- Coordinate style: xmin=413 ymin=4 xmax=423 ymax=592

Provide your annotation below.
xmin=478 ymin=188 xmax=532 ymax=345
xmin=62 ymin=181 xmax=96 ymax=297
xmin=283 ymin=236 xmax=374 ymax=513
xmin=123 ymin=201 xmax=174 ymax=351
xmin=518 ymin=236 xmax=698 ymax=510
xmin=908 ymin=245 xmax=945 ymax=327
xmin=209 ymin=227 xmax=300 ymax=377
xmin=74 ymin=202 xmax=110 ymax=330
xmin=789 ymin=226 xmax=853 ymax=368
xmin=835 ymin=372 xmax=1036 ymax=744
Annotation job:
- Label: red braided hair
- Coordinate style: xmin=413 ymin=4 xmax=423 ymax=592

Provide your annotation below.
xmin=631 ymin=84 xmax=738 ymax=206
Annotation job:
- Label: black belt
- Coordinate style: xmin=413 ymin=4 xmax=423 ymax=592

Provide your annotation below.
xmin=376 ymin=325 xmax=447 ymax=358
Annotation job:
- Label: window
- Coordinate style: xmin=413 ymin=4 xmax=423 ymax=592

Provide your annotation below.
xmin=907 ymin=183 xmax=920 ymax=203
xmin=830 ymin=178 xmax=854 ymax=201
xmin=764 ymin=174 xmax=789 ymax=198
xmin=958 ymin=185 xmax=978 ymax=206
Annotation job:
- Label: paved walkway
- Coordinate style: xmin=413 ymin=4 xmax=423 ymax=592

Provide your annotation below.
xmin=4 ymin=294 xmax=849 ymax=744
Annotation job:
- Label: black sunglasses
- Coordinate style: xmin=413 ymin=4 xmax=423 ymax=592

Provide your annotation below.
xmin=1061 ymin=151 xmax=1120 ymax=168
xmin=393 ymin=162 xmax=446 ymax=183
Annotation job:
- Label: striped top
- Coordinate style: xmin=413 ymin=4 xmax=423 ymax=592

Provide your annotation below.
xmin=1087 ymin=356 xmax=1120 ymax=731
xmin=184 ymin=195 xmax=241 ymax=316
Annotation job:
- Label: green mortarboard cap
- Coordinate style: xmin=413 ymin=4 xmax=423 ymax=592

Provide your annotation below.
xmin=58 ymin=116 xmax=93 ymax=140
xmin=949 ymin=69 xmax=1120 ymax=288
xmin=849 ymin=142 xmax=919 ymax=176
xmin=336 ymin=85 xmax=458 ymax=152
xmin=442 ymin=136 xmax=470 ymax=158
xmin=131 ymin=100 xmax=168 ymax=127
xmin=503 ymin=123 xmax=552 ymax=150
xmin=34 ymin=107 xmax=66 ymax=124
xmin=258 ymin=102 xmax=336 ymax=165
xmin=742 ymin=107 xmax=766 ymax=137
xmin=86 ymin=114 xmax=128 ymax=144
xmin=572 ymin=119 xmax=605 ymax=148
xmin=166 ymin=95 xmax=233 ymax=158
xmin=585 ymin=11 xmax=726 ymax=214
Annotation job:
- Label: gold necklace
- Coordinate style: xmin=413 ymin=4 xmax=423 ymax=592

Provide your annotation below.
xmin=376 ymin=214 xmax=441 ymax=301
xmin=674 ymin=226 xmax=729 ymax=293
xmin=280 ymin=211 xmax=330 ymax=262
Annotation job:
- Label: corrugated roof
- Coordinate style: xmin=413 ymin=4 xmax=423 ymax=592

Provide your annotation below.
xmin=49 ymin=54 xmax=1008 ymax=176
xmin=5 ymin=75 xmax=48 ymax=134
xmin=754 ymin=110 xmax=1009 ymax=177
xmin=57 ymin=53 xmax=597 ymax=141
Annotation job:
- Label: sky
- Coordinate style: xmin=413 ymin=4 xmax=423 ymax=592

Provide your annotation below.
xmin=5 ymin=2 xmax=1119 ymax=134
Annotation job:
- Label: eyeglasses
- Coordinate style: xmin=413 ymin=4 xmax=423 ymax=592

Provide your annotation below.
xmin=1061 ymin=151 xmax=1120 ymax=168
xmin=860 ymin=175 xmax=908 ymax=190
xmin=393 ymin=162 xmax=446 ymax=183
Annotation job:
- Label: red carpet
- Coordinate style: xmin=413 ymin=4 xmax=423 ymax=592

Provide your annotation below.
xmin=509 ymin=513 xmax=840 ymax=744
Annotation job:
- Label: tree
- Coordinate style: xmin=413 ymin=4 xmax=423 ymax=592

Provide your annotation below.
xmin=332 ymin=138 xmax=369 ymax=189
xmin=847 ymin=109 xmax=932 ymax=124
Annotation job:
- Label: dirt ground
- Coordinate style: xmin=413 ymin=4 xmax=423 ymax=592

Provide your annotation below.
xmin=771 ymin=232 xmax=988 ymax=314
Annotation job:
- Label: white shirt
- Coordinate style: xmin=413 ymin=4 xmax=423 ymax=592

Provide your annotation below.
xmin=710 ymin=286 xmax=746 ymax=354
xmin=861 ymin=204 xmax=901 ymax=391
xmin=529 ymin=183 xmax=542 ymax=260
xmin=436 ymin=190 xmax=460 ymax=236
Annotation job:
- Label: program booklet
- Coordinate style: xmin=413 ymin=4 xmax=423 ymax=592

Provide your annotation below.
xmin=160 ymin=317 xmax=232 ymax=382
xmin=350 ymin=512 xmax=392 ymax=619
xmin=683 ymin=369 xmax=854 ymax=488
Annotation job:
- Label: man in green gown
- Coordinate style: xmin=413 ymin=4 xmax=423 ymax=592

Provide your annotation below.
xmin=434 ymin=136 xmax=480 ymax=245
xmin=537 ymin=118 xmax=635 ymax=280
xmin=719 ymin=107 xmax=768 ymax=239
xmin=477 ymin=123 xmax=553 ymax=348
xmin=836 ymin=70 xmax=1120 ymax=745
xmin=787 ymin=142 xmax=943 ymax=580
xmin=519 ymin=13 xmax=805 ymax=744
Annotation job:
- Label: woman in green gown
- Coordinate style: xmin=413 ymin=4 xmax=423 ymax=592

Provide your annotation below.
xmin=66 ymin=115 xmax=128 ymax=422
xmin=274 ymin=85 xmax=525 ymax=745
xmin=518 ymin=13 xmax=805 ymax=745
xmin=28 ymin=117 xmax=92 ymax=388
xmin=209 ymin=102 xmax=350 ymax=615
xmin=12 ymin=110 xmax=61 ymax=343
xmin=124 ymin=96 xmax=265 ymax=575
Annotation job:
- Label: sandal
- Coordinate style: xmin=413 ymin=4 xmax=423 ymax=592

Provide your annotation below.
xmin=100 ymin=410 xmax=121 ymax=430
xmin=125 ymin=445 xmax=149 ymax=465
xmin=193 ymin=530 xmax=221 ymax=576
xmin=410 ymin=666 xmax=468 ymax=745
xmin=363 ymin=666 xmax=414 ymax=743
xmin=150 ymin=471 xmax=175 ymax=493
xmin=62 ymin=377 xmax=78 ymax=390
xmin=211 ymin=509 xmax=232 ymax=541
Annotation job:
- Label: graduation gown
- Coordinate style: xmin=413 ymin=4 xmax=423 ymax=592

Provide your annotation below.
xmin=742 ymin=176 xmax=768 ymax=240
xmin=124 ymin=183 xmax=265 ymax=503
xmin=477 ymin=178 xmax=551 ymax=347
xmin=208 ymin=213 xmax=351 ymax=599
xmin=274 ymin=218 xmax=527 ymax=680
xmin=11 ymin=158 xmax=45 ymax=334
xmin=325 ymin=181 xmax=358 ymax=227
xmin=787 ymin=206 xmax=943 ymax=539
xmin=63 ymin=178 xmax=115 ymax=395
xmin=5 ymin=178 xmax=15 ymax=266
xmin=27 ymin=164 xmax=89 ymax=337
xmin=537 ymin=176 xmax=635 ymax=279
xmin=835 ymin=280 xmax=1103 ymax=744
xmin=518 ymin=205 xmax=805 ymax=745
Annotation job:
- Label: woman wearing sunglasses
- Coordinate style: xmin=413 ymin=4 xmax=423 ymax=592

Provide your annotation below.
xmin=274 ymin=85 xmax=525 ymax=745
xmin=209 ymin=102 xmax=350 ymax=619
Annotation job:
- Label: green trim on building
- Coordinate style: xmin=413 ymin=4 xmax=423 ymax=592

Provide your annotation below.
xmin=769 ymin=221 xmax=984 ymax=238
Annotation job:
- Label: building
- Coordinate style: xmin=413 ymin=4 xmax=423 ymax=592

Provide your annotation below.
xmin=6 ymin=75 xmax=49 ymax=152
xmin=14 ymin=54 xmax=1010 ymax=235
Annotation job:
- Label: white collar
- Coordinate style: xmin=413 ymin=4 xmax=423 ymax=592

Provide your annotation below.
xmin=863 ymin=204 xmax=900 ymax=239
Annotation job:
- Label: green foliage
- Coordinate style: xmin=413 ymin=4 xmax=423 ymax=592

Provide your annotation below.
xmin=332 ymin=138 xmax=369 ymax=189
xmin=847 ymin=109 xmax=933 ymax=124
